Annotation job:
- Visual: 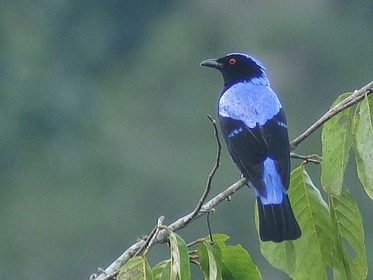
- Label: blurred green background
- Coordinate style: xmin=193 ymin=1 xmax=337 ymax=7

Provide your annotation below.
xmin=1 ymin=1 xmax=372 ymax=279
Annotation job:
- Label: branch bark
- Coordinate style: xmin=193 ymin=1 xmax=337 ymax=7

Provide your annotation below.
xmin=181 ymin=114 xmax=222 ymax=226
xmin=90 ymin=178 xmax=247 ymax=280
xmin=290 ymin=81 xmax=373 ymax=150
xmin=89 ymin=80 xmax=373 ymax=280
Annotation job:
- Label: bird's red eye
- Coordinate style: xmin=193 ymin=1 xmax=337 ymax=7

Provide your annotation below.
xmin=229 ymin=58 xmax=236 ymax=65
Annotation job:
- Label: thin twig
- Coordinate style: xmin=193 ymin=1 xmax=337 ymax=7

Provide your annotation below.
xmin=133 ymin=232 xmax=154 ymax=257
xmin=290 ymin=81 xmax=373 ymax=150
xmin=183 ymin=114 xmax=222 ymax=225
xmin=189 ymin=253 xmax=199 ymax=265
xmin=206 ymin=212 xmax=214 ymax=242
xmin=133 ymin=216 xmax=166 ymax=258
xmin=142 ymin=216 xmax=165 ymax=257
xmin=187 ymin=238 xmax=207 ymax=248
xmin=190 ymin=259 xmax=200 ymax=266
xmin=290 ymin=153 xmax=321 ymax=164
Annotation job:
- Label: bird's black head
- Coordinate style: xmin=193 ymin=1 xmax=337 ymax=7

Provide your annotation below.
xmin=200 ymin=53 xmax=267 ymax=88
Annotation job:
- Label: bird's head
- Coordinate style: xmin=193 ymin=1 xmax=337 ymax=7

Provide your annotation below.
xmin=200 ymin=53 xmax=268 ymax=88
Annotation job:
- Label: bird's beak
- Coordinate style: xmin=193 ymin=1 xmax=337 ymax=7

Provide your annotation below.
xmin=200 ymin=58 xmax=223 ymax=69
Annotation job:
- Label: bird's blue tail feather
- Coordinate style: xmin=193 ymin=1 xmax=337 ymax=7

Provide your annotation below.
xmin=255 ymin=158 xmax=284 ymax=204
xmin=256 ymin=158 xmax=301 ymax=242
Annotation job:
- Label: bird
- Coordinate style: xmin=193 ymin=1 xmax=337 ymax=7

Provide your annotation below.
xmin=200 ymin=53 xmax=301 ymax=242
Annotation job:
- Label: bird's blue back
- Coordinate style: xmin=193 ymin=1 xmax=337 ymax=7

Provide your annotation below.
xmin=219 ymin=80 xmax=283 ymax=128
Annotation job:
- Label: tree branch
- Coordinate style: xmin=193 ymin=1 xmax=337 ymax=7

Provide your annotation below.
xmin=90 ymin=178 xmax=247 ymax=280
xmin=89 ymin=80 xmax=373 ymax=280
xmin=181 ymin=114 xmax=222 ymax=226
xmin=90 ymin=116 xmax=240 ymax=280
xmin=290 ymin=153 xmax=321 ymax=164
xmin=290 ymin=81 xmax=373 ymax=150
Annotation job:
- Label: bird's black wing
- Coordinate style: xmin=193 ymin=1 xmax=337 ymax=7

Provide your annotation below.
xmin=219 ymin=108 xmax=290 ymax=194
xmin=261 ymin=108 xmax=290 ymax=190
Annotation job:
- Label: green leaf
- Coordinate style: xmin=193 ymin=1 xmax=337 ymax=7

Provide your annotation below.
xmin=258 ymin=237 xmax=297 ymax=277
xmin=198 ymin=239 xmax=222 ymax=280
xmin=168 ymin=230 xmax=191 ymax=280
xmin=321 ymin=92 xmax=353 ymax=195
xmin=259 ymin=166 xmax=331 ymax=280
xmin=212 ymin=234 xmax=261 ymax=280
xmin=152 ymin=260 xmax=171 ymax=280
xmin=117 ymin=256 xmax=153 ymax=280
xmin=329 ymin=187 xmax=367 ymax=280
xmin=353 ymin=93 xmax=373 ymax=200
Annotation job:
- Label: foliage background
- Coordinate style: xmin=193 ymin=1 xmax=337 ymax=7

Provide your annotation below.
xmin=1 ymin=1 xmax=372 ymax=279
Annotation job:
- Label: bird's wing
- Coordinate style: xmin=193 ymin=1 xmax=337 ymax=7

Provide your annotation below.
xmin=258 ymin=108 xmax=290 ymax=190
xmin=219 ymin=116 xmax=267 ymax=193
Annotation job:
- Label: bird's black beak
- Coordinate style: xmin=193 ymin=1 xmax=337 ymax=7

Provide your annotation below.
xmin=200 ymin=58 xmax=223 ymax=69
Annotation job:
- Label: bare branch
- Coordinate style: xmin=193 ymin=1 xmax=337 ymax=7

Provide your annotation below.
xmin=187 ymin=238 xmax=207 ymax=248
xmin=290 ymin=153 xmax=321 ymax=164
xmin=90 ymin=178 xmax=247 ymax=280
xmin=290 ymin=80 xmax=373 ymax=150
xmin=90 ymin=241 xmax=145 ymax=280
xmin=134 ymin=216 xmax=165 ymax=258
xmin=90 ymin=115 xmax=239 ymax=280
xmin=182 ymin=114 xmax=222 ymax=225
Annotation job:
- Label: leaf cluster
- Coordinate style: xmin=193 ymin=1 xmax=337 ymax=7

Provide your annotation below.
xmin=117 ymin=232 xmax=261 ymax=280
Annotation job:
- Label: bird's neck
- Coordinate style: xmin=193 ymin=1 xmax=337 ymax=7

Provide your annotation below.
xmin=223 ymin=75 xmax=270 ymax=91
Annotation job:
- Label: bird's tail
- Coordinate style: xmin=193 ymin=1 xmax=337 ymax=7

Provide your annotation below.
xmin=257 ymin=194 xmax=301 ymax=242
